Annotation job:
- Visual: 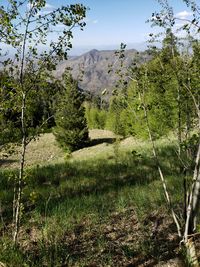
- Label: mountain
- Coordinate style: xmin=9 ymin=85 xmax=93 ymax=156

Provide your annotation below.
xmin=55 ymin=49 xmax=150 ymax=95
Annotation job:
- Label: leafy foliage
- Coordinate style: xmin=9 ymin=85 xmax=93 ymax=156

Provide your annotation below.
xmin=0 ymin=72 xmax=63 ymax=145
xmin=0 ymin=0 xmax=87 ymax=243
xmin=85 ymin=103 xmax=107 ymax=129
xmin=0 ymin=0 xmax=87 ymax=145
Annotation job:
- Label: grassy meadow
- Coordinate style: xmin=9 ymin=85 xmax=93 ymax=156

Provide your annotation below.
xmin=0 ymin=130 xmax=194 ymax=266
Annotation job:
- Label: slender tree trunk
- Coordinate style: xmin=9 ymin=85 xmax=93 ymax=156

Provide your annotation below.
xmin=171 ymin=54 xmax=199 ymax=266
xmin=12 ymin=4 xmax=31 ymax=243
xmin=136 ymin=70 xmax=182 ymax=237
xmin=142 ymin=84 xmax=199 ymax=266
xmin=13 ymin=93 xmax=26 ymax=244
xmin=184 ymin=142 xmax=200 ymax=237
xmin=183 ymin=142 xmax=200 ymax=267
xmin=182 ymin=81 xmax=200 ymax=265
xmin=184 ymin=99 xmax=190 ymax=226
xmin=177 ymin=85 xmax=182 ymax=168
xmin=142 ymin=97 xmax=182 ymax=237
xmin=192 ymin=146 xmax=200 ymax=232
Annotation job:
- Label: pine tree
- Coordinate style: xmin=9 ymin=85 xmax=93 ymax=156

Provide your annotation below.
xmin=54 ymin=73 xmax=89 ymax=152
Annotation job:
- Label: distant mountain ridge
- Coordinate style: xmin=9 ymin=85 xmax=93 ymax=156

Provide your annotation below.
xmin=55 ymin=49 xmax=149 ymax=94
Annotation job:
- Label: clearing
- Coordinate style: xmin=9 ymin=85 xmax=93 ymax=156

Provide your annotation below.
xmin=0 ymin=130 xmax=198 ymax=266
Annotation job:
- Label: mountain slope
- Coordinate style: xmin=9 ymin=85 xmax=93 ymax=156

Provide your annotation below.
xmin=55 ymin=49 xmax=149 ymax=94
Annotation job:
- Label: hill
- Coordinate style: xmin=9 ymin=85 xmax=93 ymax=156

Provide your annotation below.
xmin=55 ymin=49 xmax=150 ymax=95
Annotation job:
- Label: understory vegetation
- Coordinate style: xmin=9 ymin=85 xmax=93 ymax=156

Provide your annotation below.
xmin=0 ymin=134 xmax=193 ymax=266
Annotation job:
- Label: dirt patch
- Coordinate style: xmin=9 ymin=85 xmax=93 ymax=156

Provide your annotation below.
xmin=89 ymin=129 xmax=117 ymax=140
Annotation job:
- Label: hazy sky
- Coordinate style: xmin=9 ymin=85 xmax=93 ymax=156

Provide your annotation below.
xmin=1 ymin=0 xmax=197 ymax=54
xmin=47 ymin=0 xmax=195 ymax=53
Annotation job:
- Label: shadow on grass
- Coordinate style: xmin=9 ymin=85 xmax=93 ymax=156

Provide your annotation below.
xmin=0 ymin=143 xmax=187 ymax=267
xmin=0 ymin=151 xmax=153 ymax=218
xmin=31 ymin=157 xmax=155 ymax=189
xmin=0 ymin=158 xmax=17 ymax=167
xmin=0 ymin=142 xmax=185 ymax=219
xmin=87 ymin=137 xmax=117 ymax=147
xmin=26 ymin=144 xmax=181 ymax=214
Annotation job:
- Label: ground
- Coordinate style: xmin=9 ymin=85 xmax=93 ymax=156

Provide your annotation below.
xmin=0 ymin=130 xmax=199 ymax=266
xmin=0 ymin=129 xmax=144 ymax=169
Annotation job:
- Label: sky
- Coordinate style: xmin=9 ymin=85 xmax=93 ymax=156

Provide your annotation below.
xmin=1 ymin=0 xmax=198 ymax=55
xmin=47 ymin=0 xmax=197 ymax=54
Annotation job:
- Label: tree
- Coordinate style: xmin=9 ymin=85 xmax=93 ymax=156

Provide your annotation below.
xmin=148 ymin=1 xmax=200 ymax=265
xmin=85 ymin=105 xmax=107 ymax=129
xmin=105 ymin=94 xmax=127 ymax=136
xmin=111 ymin=1 xmax=200 ymax=264
xmin=0 ymin=0 xmax=87 ymax=243
xmin=0 ymin=70 xmax=21 ymax=145
xmin=0 ymin=72 xmax=63 ymax=147
xmin=54 ymin=72 xmax=89 ymax=152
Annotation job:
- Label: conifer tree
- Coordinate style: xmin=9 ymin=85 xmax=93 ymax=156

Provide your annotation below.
xmin=54 ymin=73 xmax=89 ymax=152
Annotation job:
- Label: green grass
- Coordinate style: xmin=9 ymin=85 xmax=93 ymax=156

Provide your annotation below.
xmin=0 ymin=133 xmax=189 ymax=266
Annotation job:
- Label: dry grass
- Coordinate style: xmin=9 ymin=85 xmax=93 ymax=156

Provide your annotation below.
xmin=0 ymin=133 xmax=64 ymax=169
xmin=89 ymin=129 xmax=117 ymax=139
xmin=1 ymin=129 xmax=140 ymax=169
xmin=0 ymin=130 xmax=115 ymax=169
xmin=0 ymin=129 xmax=171 ymax=170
